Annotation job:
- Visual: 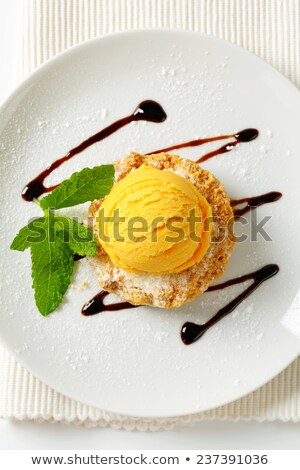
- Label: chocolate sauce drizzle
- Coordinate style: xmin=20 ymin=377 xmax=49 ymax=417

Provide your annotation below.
xmin=81 ymin=290 xmax=137 ymax=316
xmin=23 ymin=97 xmax=278 ymax=342
xmin=181 ymin=264 xmax=279 ymax=345
xmin=83 ymin=264 xmax=279 ymax=340
xmin=22 ymin=100 xmax=167 ymax=201
xmin=231 ymin=191 xmax=282 ymax=218
xmin=150 ymin=128 xmax=259 ymax=163
xmin=80 ymin=188 xmax=281 ymax=324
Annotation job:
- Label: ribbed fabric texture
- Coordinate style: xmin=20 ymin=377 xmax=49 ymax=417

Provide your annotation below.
xmin=19 ymin=0 xmax=300 ymax=88
xmin=1 ymin=346 xmax=300 ymax=429
xmin=1 ymin=0 xmax=299 ymax=429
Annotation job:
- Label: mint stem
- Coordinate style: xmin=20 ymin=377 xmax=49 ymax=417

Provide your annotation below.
xmin=33 ymin=198 xmax=41 ymax=207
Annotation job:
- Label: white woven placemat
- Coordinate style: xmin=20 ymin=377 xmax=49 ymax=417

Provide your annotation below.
xmin=1 ymin=0 xmax=300 ymax=430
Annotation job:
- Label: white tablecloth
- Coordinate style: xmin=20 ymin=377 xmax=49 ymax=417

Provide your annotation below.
xmin=1 ymin=0 xmax=300 ymax=430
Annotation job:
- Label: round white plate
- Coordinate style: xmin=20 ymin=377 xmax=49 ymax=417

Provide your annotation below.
xmin=1 ymin=30 xmax=300 ymax=418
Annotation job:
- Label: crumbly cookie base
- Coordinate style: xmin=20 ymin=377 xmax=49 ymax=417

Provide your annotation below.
xmin=87 ymin=152 xmax=235 ymax=309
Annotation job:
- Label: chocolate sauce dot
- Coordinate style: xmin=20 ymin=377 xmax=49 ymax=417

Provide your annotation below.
xmin=235 ymin=128 xmax=259 ymax=143
xmin=82 ymin=290 xmax=137 ymax=316
xmin=133 ymin=100 xmax=167 ymax=123
xmin=181 ymin=322 xmax=206 ymax=345
xmin=22 ymin=181 xmax=46 ymax=202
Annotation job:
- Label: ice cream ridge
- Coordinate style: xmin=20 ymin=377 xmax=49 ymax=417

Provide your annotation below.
xmin=96 ymin=165 xmax=212 ymax=274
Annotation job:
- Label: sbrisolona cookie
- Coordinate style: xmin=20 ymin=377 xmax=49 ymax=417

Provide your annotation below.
xmin=86 ymin=152 xmax=235 ymax=308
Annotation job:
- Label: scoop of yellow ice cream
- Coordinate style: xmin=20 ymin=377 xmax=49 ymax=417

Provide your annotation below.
xmin=96 ymin=166 xmax=212 ymax=274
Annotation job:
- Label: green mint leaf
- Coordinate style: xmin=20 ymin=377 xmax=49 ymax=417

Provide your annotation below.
xmin=40 ymin=164 xmax=114 ymax=210
xmin=10 ymin=217 xmax=46 ymax=251
xmin=55 ymin=216 xmax=98 ymax=257
xmin=31 ymin=218 xmax=74 ymax=316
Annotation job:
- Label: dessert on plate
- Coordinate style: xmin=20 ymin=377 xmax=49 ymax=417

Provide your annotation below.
xmin=11 ymin=95 xmax=280 ymax=343
xmin=87 ymin=151 xmax=235 ymax=308
xmin=11 ymin=95 xmax=280 ymax=345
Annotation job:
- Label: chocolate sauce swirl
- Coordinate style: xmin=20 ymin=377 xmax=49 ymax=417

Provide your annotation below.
xmin=150 ymin=128 xmax=259 ymax=163
xmin=81 ymin=290 xmax=137 ymax=316
xmin=22 ymin=100 xmax=167 ymax=201
xmin=181 ymin=264 xmax=279 ymax=345
xmin=231 ymin=192 xmax=282 ymax=218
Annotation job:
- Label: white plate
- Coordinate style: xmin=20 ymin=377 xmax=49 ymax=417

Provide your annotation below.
xmin=1 ymin=30 xmax=300 ymax=418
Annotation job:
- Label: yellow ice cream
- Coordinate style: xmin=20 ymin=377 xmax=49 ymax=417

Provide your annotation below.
xmin=96 ymin=166 xmax=212 ymax=274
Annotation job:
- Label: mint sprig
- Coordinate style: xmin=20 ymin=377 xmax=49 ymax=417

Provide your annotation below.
xmin=40 ymin=165 xmax=114 ymax=210
xmin=11 ymin=164 xmax=114 ymax=316
xmin=31 ymin=218 xmax=74 ymax=316
xmin=10 ymin=217 xmax=46 ymax=251
xmin=55 ymin=216 xmax=98 ymax=257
